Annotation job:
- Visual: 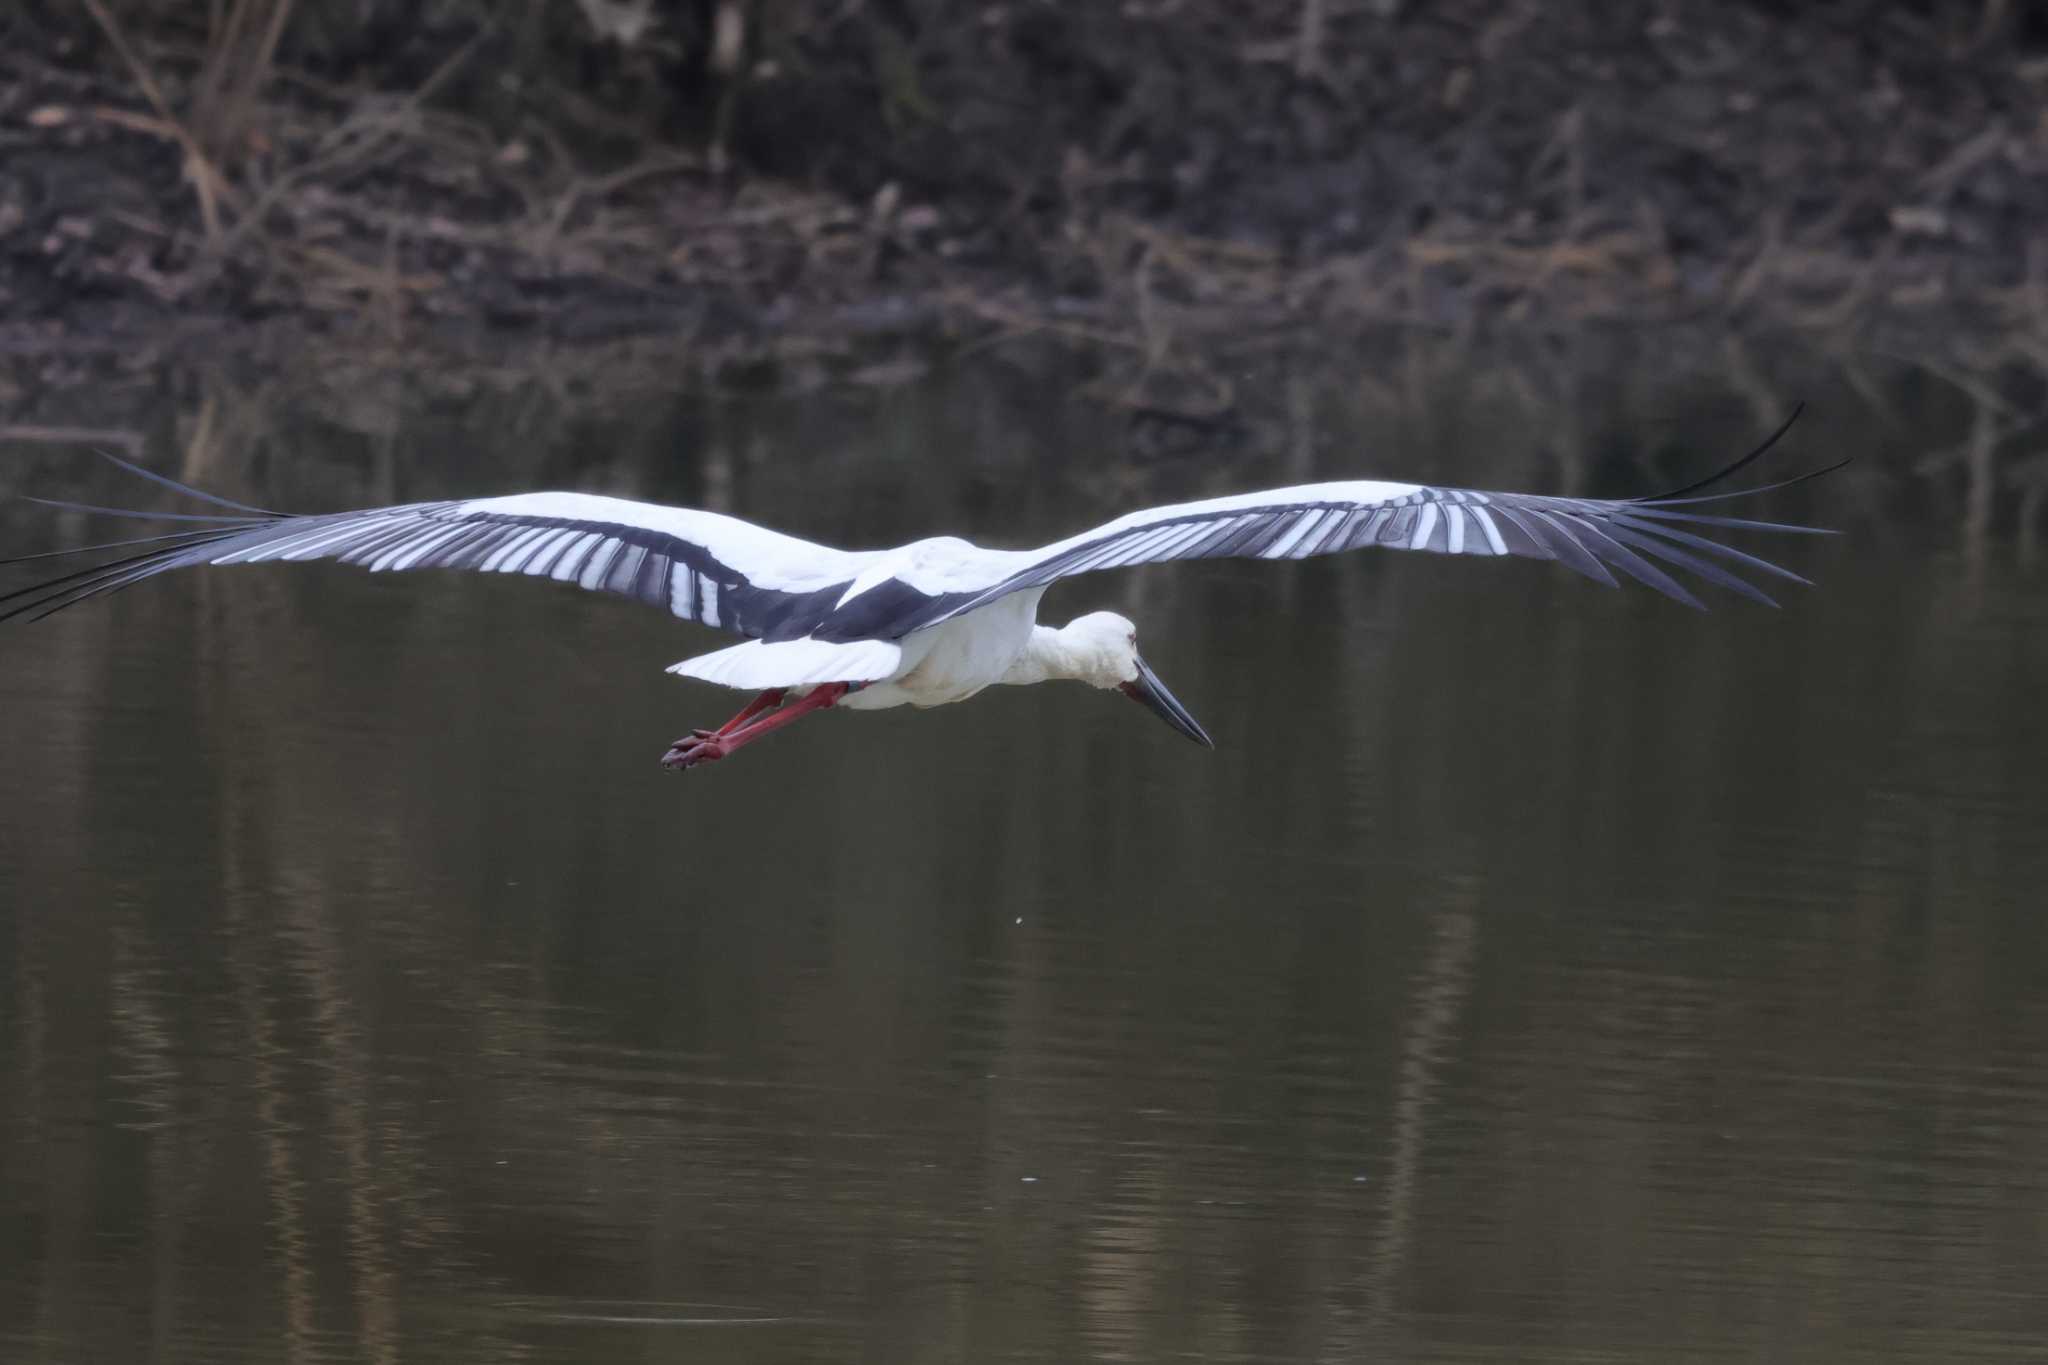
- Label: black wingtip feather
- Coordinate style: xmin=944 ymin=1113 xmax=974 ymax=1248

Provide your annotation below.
xmin=1625 ymin=507 xmax=1838 ymax=535
xmin=90 ymin=447 xmax=285 ymax=517
xmin=1599 ymin=522 xmax=1780 ymax=608
xmin=1636 ymin=402 xmax=1806 ymax=503
xmin=0 ymin=530 xmax=246 ymax=624
xmin=1566 ymin=516 xmax=1709 ymax=610
xmin=0 ymin=527 xmax=239 ymax=565
xmin=14 ymin=494 xmax=267 ymax=524
xmin=1515 ymin=508 xmax=1621 ymax=588
xmin=1638 ymin=455 xmax=1854 ymax=508
xmin=1608 ymin=514 xmax=1812 ymax=587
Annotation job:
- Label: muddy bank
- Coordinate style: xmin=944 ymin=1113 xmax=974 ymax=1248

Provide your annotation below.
xmin=3 ymin=2 xmax=2047 ymax=386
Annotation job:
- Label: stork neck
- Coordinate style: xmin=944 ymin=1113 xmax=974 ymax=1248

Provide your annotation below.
xmin=998 ymin=625 xmax=1071 ymax=686
xmin=999 ymin=622 xmax=1126 ymax=688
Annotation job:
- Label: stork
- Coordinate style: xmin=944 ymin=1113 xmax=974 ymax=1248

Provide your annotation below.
xmin=1 ymin=410 xmax=1838 ymax=768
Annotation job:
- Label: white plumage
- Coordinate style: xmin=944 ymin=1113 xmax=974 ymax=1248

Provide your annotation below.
xmin=669 ymin=636 xmax=905 ymax=690
xmin=2 ymin=411 xmax=1838 ymax=767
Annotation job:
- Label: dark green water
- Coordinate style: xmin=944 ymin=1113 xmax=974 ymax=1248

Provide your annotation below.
xmin=3 ymin=350 xmax=2045 ymax=1362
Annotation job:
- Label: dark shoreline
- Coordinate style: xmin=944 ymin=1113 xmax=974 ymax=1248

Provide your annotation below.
xmin=6 ymin=4 xmax=2047 ymax=382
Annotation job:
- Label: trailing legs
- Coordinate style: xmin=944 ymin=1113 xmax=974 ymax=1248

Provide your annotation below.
xmin=659 ymin=683 xmax=853 ymax=770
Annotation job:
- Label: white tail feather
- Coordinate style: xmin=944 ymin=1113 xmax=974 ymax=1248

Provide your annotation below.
xmin=667 ymin=636 xmax=903 ymax=690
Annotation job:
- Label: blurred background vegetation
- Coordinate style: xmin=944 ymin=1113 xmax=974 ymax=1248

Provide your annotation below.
xmin=6 ymin=1 xmax=2046 ymax=342
xmin=2 ymin=1 xmax=2046 ymax=535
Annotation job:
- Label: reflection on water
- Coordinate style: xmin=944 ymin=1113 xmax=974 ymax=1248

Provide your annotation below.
xmin=2 ymin=345 xmax=2046 ymax=1362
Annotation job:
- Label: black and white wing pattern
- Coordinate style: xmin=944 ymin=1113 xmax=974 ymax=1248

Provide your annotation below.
xmin=1 ymin=479 xmax=878 ymax=641
xmin=4 ymin=413 xmax=1838 ymax=645
xmin=890 ymin=412 xmax=1842 ymax=633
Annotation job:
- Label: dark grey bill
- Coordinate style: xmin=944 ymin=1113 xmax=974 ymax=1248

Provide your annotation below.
xmin=1119 ymin=656 xmax=1215 ymax=748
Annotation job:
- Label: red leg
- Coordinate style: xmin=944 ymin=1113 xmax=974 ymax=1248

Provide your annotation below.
xmin=706 ymin=687 xmax=785 ymax=737
xmin=661 ymin=683 xmax=851 ymax=770
xmin=719 ymin=683 xmax=849 ymax=749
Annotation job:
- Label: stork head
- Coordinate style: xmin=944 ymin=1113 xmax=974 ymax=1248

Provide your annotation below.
xmin=1060 ymin=612 xmax=1214 ymax=749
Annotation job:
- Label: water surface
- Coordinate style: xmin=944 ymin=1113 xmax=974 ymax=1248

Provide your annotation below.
xmin=2 ymin=348 xmax=2044 ymax=1362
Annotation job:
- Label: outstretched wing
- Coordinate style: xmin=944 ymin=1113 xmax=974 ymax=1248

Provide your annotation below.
xmin=890 ymin=409 xmax=1841 ymax=632
xmin=6 ymin=411 xmax=1839 ymax=645
xmin=1 ymin=472 xmax=877 ymax=641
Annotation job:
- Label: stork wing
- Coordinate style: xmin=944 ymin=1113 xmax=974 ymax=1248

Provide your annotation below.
xmin=892 ymin=411 xmax=1841 ymax=632
xmin=1 ymin=478 xmax=876 ymax=641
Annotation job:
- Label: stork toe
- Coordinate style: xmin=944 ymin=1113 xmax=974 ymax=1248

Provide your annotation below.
xmin=660 ymin=734 xmax=727 ymax=769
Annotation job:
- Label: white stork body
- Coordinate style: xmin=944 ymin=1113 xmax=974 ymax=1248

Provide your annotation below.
xmin=666 ymin=582 xmax=1052 ymax=709
xmin=838 ymin=588 xmax=1052 ymax=711
xmin=2 ymin=413 xmax=1836 ymax=766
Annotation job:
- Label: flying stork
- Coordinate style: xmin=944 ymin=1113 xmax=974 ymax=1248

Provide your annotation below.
xmin=1 ymin=410 xmax=1838 ymax=769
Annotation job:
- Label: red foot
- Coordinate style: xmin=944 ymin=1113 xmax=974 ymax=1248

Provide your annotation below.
xmin=659 ymin=682 xmax=853 ymax=772
xmin=660 ymin=733 xmax=730 ymax=769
